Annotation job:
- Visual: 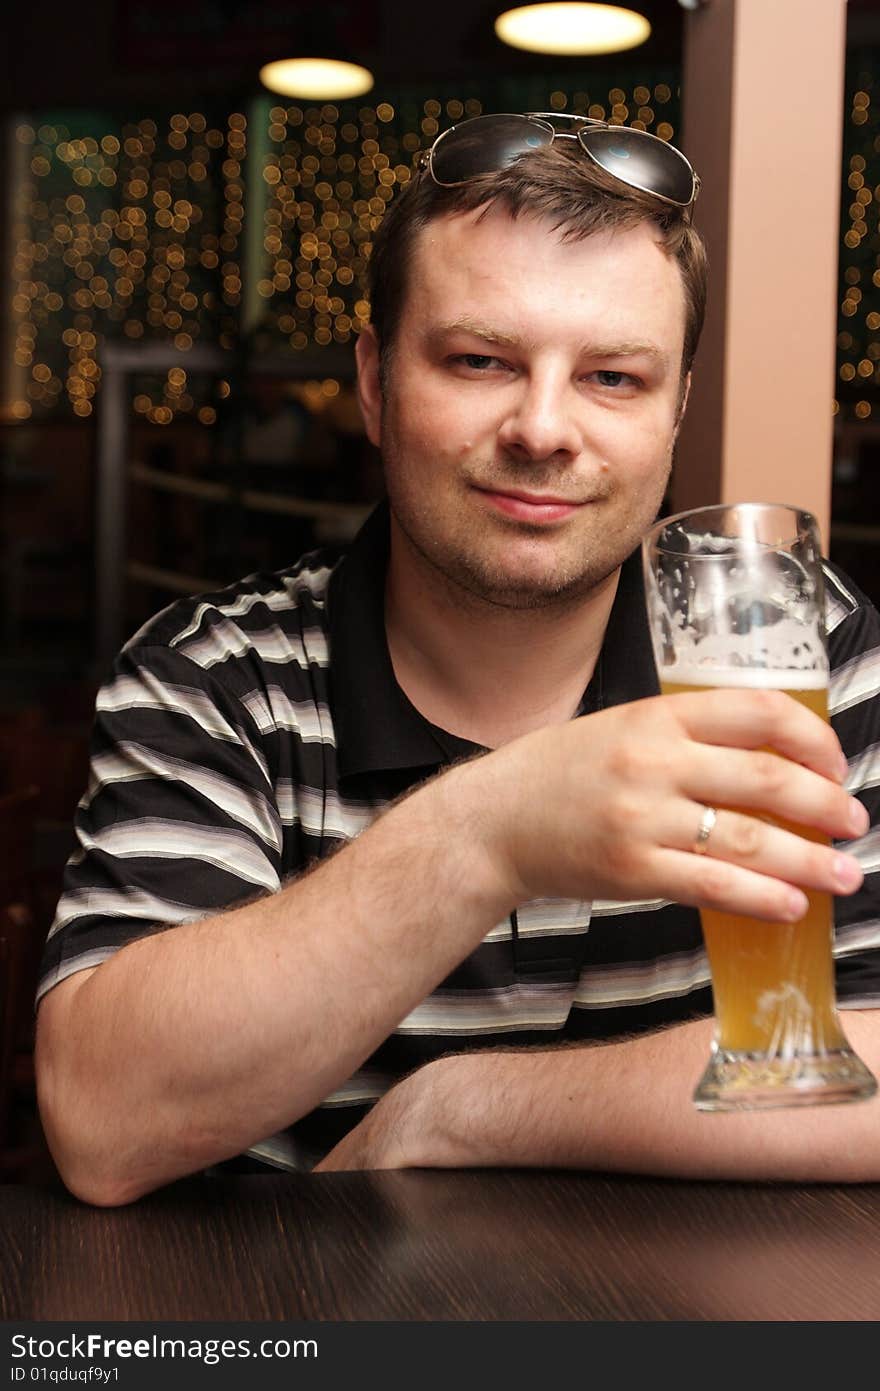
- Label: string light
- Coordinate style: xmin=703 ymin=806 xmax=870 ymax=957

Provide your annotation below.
xmin=837 ymin=71 xmax=879 ymax=425
xmin=7 ymin=73 xmax=875 ymax=427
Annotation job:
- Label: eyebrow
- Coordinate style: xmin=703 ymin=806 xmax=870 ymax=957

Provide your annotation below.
xmin=428 ymin=318 xmax=670 ymax=363
xmin=429 ymin=318 xmax=521 ymax=349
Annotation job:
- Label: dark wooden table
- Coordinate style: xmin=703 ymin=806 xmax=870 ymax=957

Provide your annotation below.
xmin=5 ymin=1167 xmax=880 ymax=1321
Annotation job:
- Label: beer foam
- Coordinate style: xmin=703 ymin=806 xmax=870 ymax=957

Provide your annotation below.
xmin=660 ymin=665 xmax=827 ymax=690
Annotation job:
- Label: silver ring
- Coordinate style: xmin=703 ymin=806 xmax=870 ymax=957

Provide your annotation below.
xmin=693 ymin=805 xmax=718 ymax=855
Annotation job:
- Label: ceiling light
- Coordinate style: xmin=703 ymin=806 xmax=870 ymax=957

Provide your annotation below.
xmin=259 ymin=58 xmax=374 ymax=101
xmin=495 ymin=2 xmax=651 ymax=55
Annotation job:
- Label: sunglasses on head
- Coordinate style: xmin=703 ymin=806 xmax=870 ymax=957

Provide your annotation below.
xmin=419 ymin=111 xmax=700 ymax=213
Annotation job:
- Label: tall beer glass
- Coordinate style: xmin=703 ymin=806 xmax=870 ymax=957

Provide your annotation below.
xmin=641 ymin=502 xmax=877 ymax=1110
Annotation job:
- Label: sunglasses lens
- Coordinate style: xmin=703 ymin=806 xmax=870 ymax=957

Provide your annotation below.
xmin=580 ymin=127 xmax=695 ymax=206
xmin=431 ymin=114 xmax=553 ymax=185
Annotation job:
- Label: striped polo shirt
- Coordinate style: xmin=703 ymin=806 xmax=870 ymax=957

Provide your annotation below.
xmin=39 ymin=503 xmax=880 ymax=1171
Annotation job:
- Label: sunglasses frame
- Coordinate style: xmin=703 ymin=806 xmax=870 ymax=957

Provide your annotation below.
xmin=420 ymin=110 xmax=700 ymax=213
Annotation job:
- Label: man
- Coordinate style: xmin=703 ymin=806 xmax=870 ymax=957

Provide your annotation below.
xmin=35 ymin=113 xmax=880 ymax=1205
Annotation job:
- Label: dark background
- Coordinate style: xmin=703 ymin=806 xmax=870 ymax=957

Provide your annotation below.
xmin=2 ymin=0 xmax=687 ymax=108
xmin=1 ymin=0 xmax=879 ymax=1181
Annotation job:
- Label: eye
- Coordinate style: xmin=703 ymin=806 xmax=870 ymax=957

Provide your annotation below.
xmin=594 ymin=370 xmax=632 ymax=388
xmin=459 ymin=354 xmax=500 ymax=371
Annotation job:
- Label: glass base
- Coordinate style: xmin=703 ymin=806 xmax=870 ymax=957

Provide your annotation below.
xmin=693 ymin=1047 xmax=878 ymax=1112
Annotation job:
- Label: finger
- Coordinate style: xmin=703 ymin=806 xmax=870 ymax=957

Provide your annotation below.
xmin=664 ymin=800 xmax=864 ymax=899
xmin=648 ymin=844 xmax=812 ymax=923
xmin=678 ymin=744 xmax=869 ymax=843
xmin=311 ymin=1143 xmax=349 ymax=1173
xmin=667 ymin=687 xmax=845 ymax=783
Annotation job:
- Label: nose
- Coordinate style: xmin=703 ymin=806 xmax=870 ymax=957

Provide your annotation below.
xmin=496 ymin=371 xmax=582 ymax=463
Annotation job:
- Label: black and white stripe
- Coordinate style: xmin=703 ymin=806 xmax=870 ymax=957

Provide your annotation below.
xmin=38 ymin=527 xmax=880 ymax=1171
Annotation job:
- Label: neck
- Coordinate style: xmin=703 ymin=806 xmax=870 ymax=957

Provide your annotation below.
xmin=384 ymin=520 xmax=620 ymax=749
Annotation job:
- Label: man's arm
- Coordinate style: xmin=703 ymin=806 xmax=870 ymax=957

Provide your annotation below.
xmin=35 ymin=757 xmax=512 ymax=1206
xmin=36 ymin=687 xmax=867 ymax=1204
xmin=313 ymin=1013 xmax=880 ymax=1182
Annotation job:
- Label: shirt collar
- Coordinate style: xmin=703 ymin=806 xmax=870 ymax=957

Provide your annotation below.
xmin=328 ymin=502 xmax=476 ymax=779
xmin=590 ymin=534 xmax=661 ymax=711
xmin=327 ymin=501 xmax=660 ymax=781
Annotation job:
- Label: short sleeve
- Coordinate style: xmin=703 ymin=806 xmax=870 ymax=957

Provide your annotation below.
xmin=37 ymin=641 xmax=284 ymax=1002
xmin=825 ymin=565 xmax=880 ymax=1005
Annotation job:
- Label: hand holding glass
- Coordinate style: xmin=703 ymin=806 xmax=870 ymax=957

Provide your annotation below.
xmin=642 ymin=502 xmax=876 ymax=1110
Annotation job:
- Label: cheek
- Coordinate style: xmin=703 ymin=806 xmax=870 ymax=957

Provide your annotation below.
xmin=409 ymin=373 xmax=496 ymax=444
xmin=606 ymin=410 xmax=677 ymax=472
xmin=389 ymin=399 xmax=480 ymax=475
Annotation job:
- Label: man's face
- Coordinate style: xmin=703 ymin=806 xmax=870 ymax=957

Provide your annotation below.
xmin=357 ymin=206 xmax=689 ymax=610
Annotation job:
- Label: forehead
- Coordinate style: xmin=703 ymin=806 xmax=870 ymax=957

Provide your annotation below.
xmin=402 ymin=207 xmax=687 ymax=355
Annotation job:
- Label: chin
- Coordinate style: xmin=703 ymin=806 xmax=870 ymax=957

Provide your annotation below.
xmin=453 ymin=560 xmax=603 ymax=610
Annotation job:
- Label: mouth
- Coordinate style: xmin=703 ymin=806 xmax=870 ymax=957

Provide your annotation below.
xmin=474 ymin=486 xmax=585 ymax=525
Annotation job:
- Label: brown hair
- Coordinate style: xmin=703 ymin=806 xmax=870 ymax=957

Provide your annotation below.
xmin=366 ymin=139 xmax=708 ymax=387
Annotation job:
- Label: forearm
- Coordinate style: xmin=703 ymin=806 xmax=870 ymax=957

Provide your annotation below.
xmin=36 ymin=758 xmax=515 ymax=1205
xmin=414 ymin=1012 xmax=880 ymax=1182
xmin=39 ymin=686 xmax=875 ymax=1203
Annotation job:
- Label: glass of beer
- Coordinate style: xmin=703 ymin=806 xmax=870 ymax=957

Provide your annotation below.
xmin=641 ymin=501 xmax=877 ymax=1110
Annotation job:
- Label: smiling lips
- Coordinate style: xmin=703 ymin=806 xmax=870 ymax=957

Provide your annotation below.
xmin=476 ymin=486 xmax=585 ymax=524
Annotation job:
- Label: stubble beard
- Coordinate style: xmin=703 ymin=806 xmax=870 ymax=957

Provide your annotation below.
xmin=379 ymin=384 xmax=674 ymax=612
xmin=395 ymin=508 xmax=603 ymax=611
xmin=386 ymin=463 xmax=668 ymax=614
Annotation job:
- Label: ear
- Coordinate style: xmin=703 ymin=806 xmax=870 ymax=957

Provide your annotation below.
xmin=673 ymin=371 xmax=692 ymax=441
xmin=355 ymin=324 xmax=383 ymax=449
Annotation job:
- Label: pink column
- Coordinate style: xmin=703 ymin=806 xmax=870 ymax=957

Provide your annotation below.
xmin=674 ymin=0 xmax=848 ymax=550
